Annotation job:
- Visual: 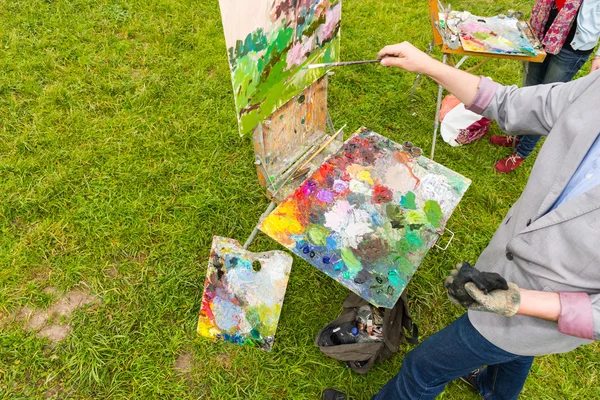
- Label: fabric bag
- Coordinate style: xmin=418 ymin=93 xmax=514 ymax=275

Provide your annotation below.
xmin=315 ymin=291 xmax=418 ymax=374
xmin=439 ymin=94 xmax=491 ymax=146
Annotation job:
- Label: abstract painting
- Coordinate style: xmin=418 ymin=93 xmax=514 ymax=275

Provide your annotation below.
xmin=218 ymin=0 xmax=341 ymax=134
xmin=198 ymin=236 xmax=292 ymax=351
xmin=456 ymin=15 xmax=536 ymax=56
xmin=260 ymin=128 xmax=471 ymax=308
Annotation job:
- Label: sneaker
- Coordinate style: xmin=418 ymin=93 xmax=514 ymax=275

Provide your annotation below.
xmin=460 ymin=368 xmax=483 ymax=392
xmin=322 ymin=389 xmax=348 ymax=400
xmin=490 ymin=135 xmax=520 ymax=148
xmin=495 ymin=153 xmax=525 ymax=173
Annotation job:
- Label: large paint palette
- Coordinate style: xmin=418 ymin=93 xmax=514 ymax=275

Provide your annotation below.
xmin=197 ymin=236 xmax=292 ymax=351
xmin=457 ymin=15 xmax=536 ymax=56
xmin=260 ymin=128 xmax=471 ymax=308
xmin=218 ymin=0 xmax=341 ymax=134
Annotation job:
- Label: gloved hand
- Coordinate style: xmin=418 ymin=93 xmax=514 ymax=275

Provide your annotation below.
xmin=464 ymin=282 xmax=521 ymax=317
xmin=444 ymin=262 xmax=520 ymax=316
xmin=444 ymin=262 xmax=509 ymax=307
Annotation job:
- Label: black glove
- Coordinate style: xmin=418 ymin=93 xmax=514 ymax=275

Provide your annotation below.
xmin=444 ymin=262 xmax=509 ymax=307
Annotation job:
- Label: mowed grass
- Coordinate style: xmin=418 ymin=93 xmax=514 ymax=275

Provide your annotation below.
xmin=1 ymin=0 xmax=599 ymax=398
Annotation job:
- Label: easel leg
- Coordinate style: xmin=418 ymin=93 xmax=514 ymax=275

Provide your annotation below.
xmin=409 ymin=40 xmax=435 ymax=99
xmin=243 ymin=201 xmax=277 ymax=249
xmin=431 ymin=53 xmax=448 ymax=160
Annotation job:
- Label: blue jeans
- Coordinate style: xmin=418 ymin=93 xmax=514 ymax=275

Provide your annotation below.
xmin=516 ymin=47 xmax=591 ymax=158
xmin=372 ymin=314 xmax=534 ymax=400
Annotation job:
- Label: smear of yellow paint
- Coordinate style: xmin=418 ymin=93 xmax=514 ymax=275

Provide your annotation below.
xmin=357 ymin=170 xmax=374 ymax=184
xmin=261 ymin=201 xmax=304 ymax=247
xmin=197 ymin=318 xmax=214 ymax=337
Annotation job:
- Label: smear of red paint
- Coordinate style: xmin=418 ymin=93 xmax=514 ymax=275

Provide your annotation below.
xmin=372 ymin=184 xmax=393 ymax=204
xmin=201 ymin=297 xmax=215 ymax=321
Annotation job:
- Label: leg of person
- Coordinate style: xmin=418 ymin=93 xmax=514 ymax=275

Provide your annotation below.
xmin=371 ymin=314 xmax=533 ymax=400
xmin=542 ymin=47 xmax=591 ymax=84
xmin=477 ymin=356 xmax=534 ymax=400
xmin=523 ymin=56 xmax=550 ymax=87
xmin=514 ymin=135 xmax=542 ymax=159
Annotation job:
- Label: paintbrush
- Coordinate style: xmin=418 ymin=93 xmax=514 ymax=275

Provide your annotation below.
xmin=306 ymin=60 xmax=379 ymax=69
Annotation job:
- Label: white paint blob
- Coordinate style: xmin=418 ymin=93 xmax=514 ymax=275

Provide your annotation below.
xmin=324 ymin=200 xmax=373 ymax=249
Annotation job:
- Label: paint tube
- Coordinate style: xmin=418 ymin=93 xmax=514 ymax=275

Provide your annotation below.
xmin=356 ymin=305 xmax=373 ymax=334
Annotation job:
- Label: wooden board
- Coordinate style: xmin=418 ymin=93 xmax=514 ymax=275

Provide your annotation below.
xmin=441 ymin=45 xmax=546 ymax=63
xmin=252 ymin=76 xmax=329 ymax=189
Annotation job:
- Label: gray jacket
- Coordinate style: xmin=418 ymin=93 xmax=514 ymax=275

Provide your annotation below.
xmin=467 ymin=71 xmax=600 ymax=356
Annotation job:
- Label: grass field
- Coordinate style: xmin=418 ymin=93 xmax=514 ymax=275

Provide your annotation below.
xmin=1 ymin=0 xmax=599 ymax=398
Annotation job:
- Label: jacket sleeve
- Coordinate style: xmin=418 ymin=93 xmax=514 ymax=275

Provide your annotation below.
xmin=466 ymin=71 xmax=599 ymax=136
xmin=557 ymin=292 xmax=598 ymax=340
xmin=594 ymin=294 xmax=600 ymax=340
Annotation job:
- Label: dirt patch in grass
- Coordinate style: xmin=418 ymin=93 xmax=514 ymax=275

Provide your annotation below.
xmin=14 ymin=288 xmax=100 ymax=343
xmin=174 ymin=352 xmax=194 ymax=375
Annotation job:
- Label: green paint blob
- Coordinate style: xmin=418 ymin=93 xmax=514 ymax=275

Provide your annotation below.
xmin=400 ymin=191 xmax=417 ymax=210
xmin=386 ymin=204 xmax=403 ymax=220
xmin=405 ymin=230 xmax=424 ymax=248
xmin=307 ymin=224 xmax=329 ymax=246
xmin=341 ymin=248 xmax=362 ymax=279
xmin=388 ymin=269 xmax=401 ymax=286
xmin=393 ymin=256 xmax=414 ymax=276
xmin=424 ymin=200 xmax=443 ymax=228
xmin=406 ymin=210 xmax=428 ymax=225
xmin=250 ymin=328 xmax=261 ymax=339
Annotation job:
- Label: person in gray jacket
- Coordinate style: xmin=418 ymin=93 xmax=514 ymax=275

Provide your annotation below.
xmin=367 ymin=42 xmax=598 ymax=400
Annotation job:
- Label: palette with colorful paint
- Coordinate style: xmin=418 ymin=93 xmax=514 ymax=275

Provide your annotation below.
xmin=455 ymin=15 xmax=536 ymax=56
xmin=260 ymin=127 xmax=471 ymax=308
xmin=197 ymin=236 xmax=292 ymax=351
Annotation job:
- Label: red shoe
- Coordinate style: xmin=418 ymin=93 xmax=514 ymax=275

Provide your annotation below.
xmin=490 ymin=135 xmax=520 ymax=148
xmin=495 ymin=153 xmax=525 ymax=173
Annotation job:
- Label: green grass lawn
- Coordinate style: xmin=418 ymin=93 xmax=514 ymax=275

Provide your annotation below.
xmin=1 ymin=0 xmax=599 ymax=398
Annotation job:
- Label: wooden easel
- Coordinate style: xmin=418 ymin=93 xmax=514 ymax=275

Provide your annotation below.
xmin=416 ymin=0 xmax=546 ymax=159
xmin=243 ymin=75 xmax=344 ymax=248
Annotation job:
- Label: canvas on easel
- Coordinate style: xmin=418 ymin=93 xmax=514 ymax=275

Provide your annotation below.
xmin=218 ymin=0 xmax=342 ymax=135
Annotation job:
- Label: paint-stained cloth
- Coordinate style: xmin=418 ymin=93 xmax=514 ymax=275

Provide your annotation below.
xmin=464 ymin=72 xmax=600 ymax=356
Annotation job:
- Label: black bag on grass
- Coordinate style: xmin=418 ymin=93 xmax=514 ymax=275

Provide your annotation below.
xmin=315 ymin=291 xmax=418 ymax=374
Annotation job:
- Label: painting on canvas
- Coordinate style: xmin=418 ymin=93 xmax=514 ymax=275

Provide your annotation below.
xmin=197 ymin=236 xmax=292 ymax=351
xmin=218 ymin=0 xmax=341 ymax=134
xmin=456 ymin=15 xmax=536 ymax=56
xmin=260 ymin=128 xmax=471 ymax=308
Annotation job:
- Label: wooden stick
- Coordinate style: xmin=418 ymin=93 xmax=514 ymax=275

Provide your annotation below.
xmin=296 ymin=125 xmax=345 ymax=172
xmin=306 ymin=60 xmax=379 ymax=69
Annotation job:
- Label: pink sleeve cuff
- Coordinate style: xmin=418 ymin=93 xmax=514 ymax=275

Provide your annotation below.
xmin=465 ymin=77 xmax=499 ymax=114
xmin=558 ymin=292 xmax=595 ymax=340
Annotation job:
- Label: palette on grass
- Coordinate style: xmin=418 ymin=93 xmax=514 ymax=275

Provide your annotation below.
xmin=260 ymin=127 xmax=471 ymax=308
xmin=456 ymin=15 xmax=536 ymax=56
xmin=197 ymin=236 xmax=292 ymax=351
xmin=218 ymin=0 xmax=341 ymax=134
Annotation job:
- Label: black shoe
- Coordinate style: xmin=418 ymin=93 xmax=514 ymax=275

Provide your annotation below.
xmin=322 ymin=388 xmax=348 ymax=400
xmin=460 ymin=368 xmax=484 ymax=391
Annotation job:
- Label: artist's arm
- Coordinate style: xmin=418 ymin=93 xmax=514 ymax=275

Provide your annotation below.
xmin=465 ymin=284 xmax=597 ymax=340
xmin=377 ymin=42 xmax=480 ymax=106
xmin=378 ymin=42 xmax=598 ymax=136
xmin=516 ymin=289 xmax=560 ymax=321
xmin=518 ymin=289 xmax=598 ymax=340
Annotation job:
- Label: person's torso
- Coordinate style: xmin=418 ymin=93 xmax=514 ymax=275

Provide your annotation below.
xmin=469 ymin=74 xmax=600 ymax=356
